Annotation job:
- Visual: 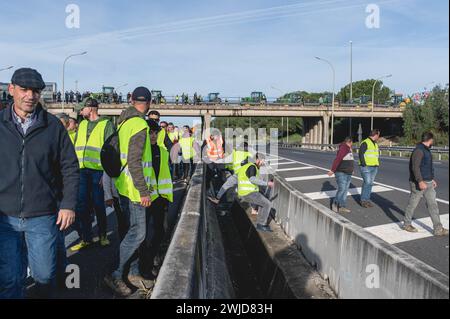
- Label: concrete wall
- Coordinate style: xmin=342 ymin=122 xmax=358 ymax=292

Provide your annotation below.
xmin=271 ymin=172 xmax=449 ymax=299
xmin=151 ymin=165 xmax=234 ymax=299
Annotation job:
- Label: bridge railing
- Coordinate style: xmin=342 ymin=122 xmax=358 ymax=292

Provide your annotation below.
xmin=280 ymin=143 xmax=449 ymax=160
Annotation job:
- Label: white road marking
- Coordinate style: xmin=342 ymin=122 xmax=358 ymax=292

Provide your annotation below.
xmin=276 ymin=167 xmax=315 ymax=172
xmin=365 ymin=214 xmax=449 ymax=245
xmin=269 ymin=161 xmax=297 ymax=166
xmin=303 ymin=185 xmax=393 ymax=200
xmin=286 ymin=174 xmax=332 ymax=182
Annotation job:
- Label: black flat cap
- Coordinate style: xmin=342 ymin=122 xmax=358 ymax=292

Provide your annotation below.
xmin=132 ymin=87 xmax=152 ymax=102
xmin=11 ymin=68 xmax=46 ymax=90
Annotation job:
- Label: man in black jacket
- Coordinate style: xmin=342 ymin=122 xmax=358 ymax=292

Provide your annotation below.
xmin=403 ymin=132 xmax=448 ymax=236
xmin=0 ymin=68 xmax=79 ymax=299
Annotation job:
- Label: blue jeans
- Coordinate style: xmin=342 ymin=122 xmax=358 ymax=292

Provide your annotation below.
xmin=334 ymin=172 xmax=352 ymax=208
xmin=113 ymin=196 xmax=147 ymax=279
xmin=0 ymin=214 xmax=58 ymax=299
xmin=360 ymin=166 xmax=379 ymax=202
xmin=75 ymin=169 xmax=107 ymax=242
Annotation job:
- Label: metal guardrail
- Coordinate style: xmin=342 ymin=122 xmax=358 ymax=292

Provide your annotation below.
xmin=281 ymin=143 xmax=449 ymax=160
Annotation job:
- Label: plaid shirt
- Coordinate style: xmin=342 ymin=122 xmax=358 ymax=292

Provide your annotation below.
xmin=11 ymin=104 xmax=38 ymax=135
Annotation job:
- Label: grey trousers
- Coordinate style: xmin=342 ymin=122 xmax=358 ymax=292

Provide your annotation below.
xmin=216 ymin=174 xmax=238 ymax=200
xmin=404 ymin=181 xmax=442 ymax=230
xmin=242 ymin=192 xmax=272 ymax=226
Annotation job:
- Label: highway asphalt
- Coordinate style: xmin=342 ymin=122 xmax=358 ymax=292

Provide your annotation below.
xmin=265 ymin=147 xmax=449 ymax=276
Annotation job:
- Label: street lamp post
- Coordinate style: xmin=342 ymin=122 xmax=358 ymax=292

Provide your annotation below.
xmin=62 ymin=51 xmax=87 ymax=110
xmin=349 ymin=41 xmax=353 ymax=103
xmin=315 ymin=56 xmax=335 ymax=145
xmin=371 ymin=74 xmax=392 ymax=130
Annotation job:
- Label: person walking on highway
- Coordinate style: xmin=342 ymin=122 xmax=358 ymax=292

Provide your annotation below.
xmin=402 ymin=132 xmax=449 ymax=236
xmin=237 ymin=153 xmax=274 ymax=232
xmin=0 ymin=68 xmax=79 ymax=299
xmin=359 ymin=129 xmax=381 ymax=208
xmin=179 ymin=125 xmax=197 ymax=183
xmin=71 ymin=98 xmax=115 ymax=251
xmin=137 ymin=119 xmax=173 ymax=281
xmin=68 ymin=117 xmax=78 ymax=144
xmin=328 ymin=137 xmax=354 ymax=213
xmin=104 ymin=87 xmax=155 ymax=296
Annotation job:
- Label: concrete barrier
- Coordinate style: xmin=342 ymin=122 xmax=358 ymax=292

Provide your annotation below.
xmin=151 ymin=165 xmax=234 ymax=299
xmin=271 ymin=171 xmax=449 ymax=299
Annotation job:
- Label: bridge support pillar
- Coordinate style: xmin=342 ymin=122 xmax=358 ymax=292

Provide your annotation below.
xmin=202 ymin=113 xmax=212 ymax=140
xmin=322 ymin=115 xmax=330 ymax=147
xmin=312 ymin=121 xmax=319 ymax=148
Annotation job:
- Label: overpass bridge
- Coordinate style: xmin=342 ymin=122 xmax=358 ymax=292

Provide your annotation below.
xmin=46 ymin=102 xmax=404 ymax=145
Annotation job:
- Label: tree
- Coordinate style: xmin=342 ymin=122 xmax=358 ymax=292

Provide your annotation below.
xmin=402 ymin=84 xmax=449 ymax=146
xmin=338 ymin=79 xmax=392 ymax=104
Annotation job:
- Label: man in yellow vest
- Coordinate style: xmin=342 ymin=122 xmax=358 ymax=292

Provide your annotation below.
xmin=137 ymin=119 xmax=173 ymax=280
xmin=179 ymin=125 xmax=197 ymax=183
xmin=358 ymin=129 xmax=381 ymax=208
xmin=237 ymin=153 xmax=274 ymax=232
xmin=68 ymin=117 xmax=78 ymax=144
xmin=104 ymin=87 xmax=155 ymax=296
xmin=208 ymin=142 xmax=252 ymax=204
xmin=71 ymin=98 xmax=115 ymax=251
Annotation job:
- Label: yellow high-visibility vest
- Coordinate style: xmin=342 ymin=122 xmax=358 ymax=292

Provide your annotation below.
xmin=157 ymin=129 xmax=167 ymax=150
xmin=68 ymin=130 xmax=76 ymax=145
xmin=238 ymin=163 xmax=259 ymax=197
xmin=74 ymin=119 xmax=108 ymax=170
xmin=359 ymin=138 xmax=380 ymax=166
xmin=153 ymin=147 xmax=173 ymax=202
xmin=114 ymin=117 xmax=156 ymax=203
xmin=232 ymin=150 xmax=252 ymax=173
xmin=168 ymin=132 xmax=178 ymax=143
xmin=179 ymin=136 xmax=195 ymax=160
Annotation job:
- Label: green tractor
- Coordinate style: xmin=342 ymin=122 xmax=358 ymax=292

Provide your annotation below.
xmin=151 ymin=90 xmax=166 ymax=104
xmin=241 ymin=91 xmax=267 ymax=105
xmin=91 ymin=86 xmax=115 ymax=103
xmin=207 ymin=92 xmax=222 ymax=104
xmin=276 ymin=92 xmax=303 ymax=105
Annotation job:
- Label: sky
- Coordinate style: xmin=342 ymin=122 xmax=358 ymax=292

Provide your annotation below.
xmin=0 ymin=0 xmax=448 ymax=126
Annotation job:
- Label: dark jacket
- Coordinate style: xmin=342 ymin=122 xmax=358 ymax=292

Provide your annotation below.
xmin=331 ymin=143 xmax=354 ymax=174
xmin=409 ymin=143 xmax=434 ymax=183
xmin=0 ymin=104 xmax=79 ymax=218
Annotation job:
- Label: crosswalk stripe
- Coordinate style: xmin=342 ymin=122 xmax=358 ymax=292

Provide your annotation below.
xmin=276 ymin=167 xmax=315 ymax=172
xmin=268 ymin=161 xmax=296 ymax=166
xmin=365 ymin=214 xmax=449 ymax=245
xmin=303 ymin=185 xmax=393 ymax=200
xmin=286 ymin=174 xmax=332 ymax=182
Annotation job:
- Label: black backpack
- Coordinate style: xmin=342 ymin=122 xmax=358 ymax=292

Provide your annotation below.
xmin=100 ymin=119 xmax=130 ymax=178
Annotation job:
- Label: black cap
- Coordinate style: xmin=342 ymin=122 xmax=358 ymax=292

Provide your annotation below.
xmin=11 ymin=68 xmax=46 ymax=90
xmin=147 ymin=119 xmax=161 ymax=132
xmin=132 ymin=87 xmax=152 ymax=102
xmin=84 ymin=97 xmax=99 ymax=108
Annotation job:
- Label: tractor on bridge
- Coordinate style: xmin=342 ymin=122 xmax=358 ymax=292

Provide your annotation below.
xmin=276 ymin=92 xmax=303 ymax=105
xmin=390 ymin=93 xmax=409 ymax=108
xmin=207 ymin=92 xmax=222 ymax=104
xmin=151 ymin=90 xmax=166 ymax=104
xmin=241 ymin=91 xmax=267 ymax=105
xmin=91 ymin=86 xmax=115 ymax=103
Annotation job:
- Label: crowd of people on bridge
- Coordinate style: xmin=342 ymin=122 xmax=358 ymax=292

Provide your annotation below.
xmin=0 ymin=67 xmax=447 ymax=300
